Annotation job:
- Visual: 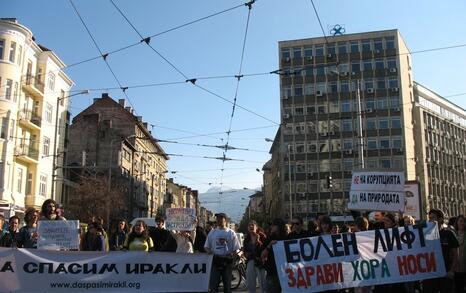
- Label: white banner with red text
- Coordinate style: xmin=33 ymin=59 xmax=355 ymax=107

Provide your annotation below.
xmin=273 ymin=222 xmax=445 ymax=292
xmin=0 ymin=248 xmax=212 ymax=292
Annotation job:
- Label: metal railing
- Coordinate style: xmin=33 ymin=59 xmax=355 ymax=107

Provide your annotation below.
xmin=19 ymin=110 xmax=42 ymax=127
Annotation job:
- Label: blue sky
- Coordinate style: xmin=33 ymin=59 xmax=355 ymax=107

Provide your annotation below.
xmin=3 ymin=0 xmax=466 ymax=193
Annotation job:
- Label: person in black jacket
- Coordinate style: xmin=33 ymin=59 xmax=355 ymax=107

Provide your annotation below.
xmin=193 ymin=223 xmax=207 ymax=252
xmin=0 ymin=216 xmax=20 ymax=247
xmin=149 ymin=215 xmax=177 ymax=252
xmin=109 ymin=219 xmax=128 ymax=250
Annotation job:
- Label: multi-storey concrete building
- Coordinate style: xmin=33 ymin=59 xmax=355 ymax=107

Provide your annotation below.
xmin=278 ymin=29 xmax=415 ymax=219
xmin=0 ymin=18 xmax=73 ymax=217
xmin=67 ymin=94 xmax=168 ymax=219
xmin=413 ymin=82 xmax=466 ymax=218
xmin=165 ymin=178 xmax=199 ymax=212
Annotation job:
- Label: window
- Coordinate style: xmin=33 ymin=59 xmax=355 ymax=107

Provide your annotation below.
xmin=343 ymin=159 xmax=353 ymax=171
xmin=350 ymin=42 xmax=359 ymax=53
xmin=45 ymin=103 xmax=53 ymax=123
xmin=376 ymin=79 xmax=386 ymax=90
xmin=39 ymin=174 xmax=47 ymax=196
xmin=316 ymin=66 xmax=325 ymax=75
xmin=389 ymin=78 xmax=398 ymax=88
xmin=293 ymin=47 xmax=301 ymax=58
xmin=306 ymin=105 xmax=315 ymax=115
xmin=316 ymin=83 xmax=326 ymax=94
xmin=304 ymin=47 xmax=313 ymax=57
xmin=340 ymin=81 xmax=349 ymax=92
xmin=391 ymin=118 xmax=401 ymax=129
xmin=5 ymin=79 xmax=12 ymax=100
xmin=361 ymin=40 xmax=371 ymax=51
xmin=0 ymin=39 xmax=4 ymax=59
xmin=47 ymin=72 xmax=55 ymax=91
xmin=304 ymin=84 xmax=314 ymax=96
xmin=317 ymin=104 xmax=327 ymax=114
xmin=392 ymin=137 xmax=402 ymax=148
xmin=378 ymin=118 xmax=389 ymax=129
xmin=374 ymin=39 xmax=383 ymax=51
xmin=363 ymin=60 xmax=372 ymax=71
xmin=366 ymin=118 xmax=376 ymax=130
xmin=294 ymin=107 xmax=304 ymax=115
xmin=304 ymin=66 xmax=313 ymax=76
xmin=296 ymin=162 xmax=306 ymax=173
xmin=327 ymin=45 xmax=336 ymax=55
xmin=351 ymin=62 xmax=360 ymax=72
xmin=380 ymin=158 xmax=391 ymax=168
xmin=0 ymin=117 xmax=7 ymax=139
xmin=328 ymin=82 xmax=338 ymax=93
xmin=315 ymin=45 xmax=324 ymax=56
xmin=338 ymin=43 xmax=347 ymax=54
xmin=375 ymin=59 xmax=384 ymax=70
xmin=367 ymin=139 xmax=377 ymax=150
xmin=341 ymin=100 xmax=351 ymax=112
xmin=26 ymin=173 xmax=32 ymax=195
xmin=43 ymin=136 xmax=50 ymax=156
xmin=9 ymin=41 xmax=16 ymax=63
xmin=294 ymin=86 xmax=303 ymax=96
xmin=296 ymin=144 xmax=305 ymax=153
xmin=13 ymin=82 xmax=18 ymax=102
xmin=379 ymin=138 xmax=390 ymax=149
xmin=387 ymin=58 xmax=396 ymax=68
xmin=60 ymin=90 xmax=65 ymax=106
xmin=329 ymin=101 xmax=339 ymax=113
xmin=364 ymin=79 xmax=374 ymax=90
xmin=342 ymin=120 xmax=352 ymax=132
xmin=281 ymin=49 xmax=290 ymax=59
xmin=393 ymin=158 xmax=403 ymax=169
xmin=17 ymin=168 xmax=23 ymax=193
xmin=390 ymin=96 xmax=400 ymax=108
xmin=366 ymin=159 xmax=378 ymax=168
xmin=282 ymin=87 xmax=291 ymax=98
xmin=377 ymin=97 xmax=388 ymax=109
xmin=308 ymin=143 xmax=317 ymax=153
xmin=385 ymin=37 xmax=395 ymax=50
xmin=17 ymin=45 xmax=22 ymax=65
xmin=366 ymin=99 xmax=375 ymax=110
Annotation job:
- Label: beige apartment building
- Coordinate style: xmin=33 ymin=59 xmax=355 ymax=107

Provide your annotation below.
xmin=0 ymin=18 xmax=73 ymax=217
xmin=278 ymin=29 xmax=416 ymax=219
xmin=165 ymin=178 xmax=199 ymax=213
xmin=66 ymin=94 xmax=168 ymax=220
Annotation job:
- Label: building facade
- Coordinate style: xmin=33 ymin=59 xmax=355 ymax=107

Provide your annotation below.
xmin=413 ymin=82 xmax=466 ymax=218
xmin=278 ymin=30 xmax=415 ymax=219
xmin=0 ymin=18 xmax=73 ymax=217
xmin=66 ymin=94 xmax=168 ymax=220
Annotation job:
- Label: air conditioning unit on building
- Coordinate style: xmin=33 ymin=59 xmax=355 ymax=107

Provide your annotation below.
xmin=375 ymin=49 xmax=381 ymax=54
xmin=285 ymin=57 xmax=291 ymax=62
xmin=390 ymin=68 xmax=397 ymax=73
xmin=398 ymin=148 xmax=403 ymax=152
xmin=367 ymin=88 xmax=374 ymax=94
xmin=426 ymin=158 xmax=431 ymax=163
xmin=345 ymin=150 xmax=353 ymax=155
xmin=320 ymin=132 xmax=328 ymax=137
xmin=283 ymin=114 xmax=290 ymax=119
xmin=329 ymin=131 xmax=335 ymax=135
xmin=351 ymin=72 xmax=357 ymax=76
xmin=366 ymin=108 xmax=373 ymax=113
xmin=394 ymin=107 xmax=401 ymax=112
xmin=282 ymin=95 xmax=289 ymax=100
xmin=392 ymin=87 xmax=399 ymax=92
xmin=306 ymin=56 xmax=313 ymax=61
xmin=316 ymin=91 xmax=323 ymax=96
xmin=327 ymin=53 xmax=333 ymax=59
xmin=340 ymin=72 xmax=348 ymax=77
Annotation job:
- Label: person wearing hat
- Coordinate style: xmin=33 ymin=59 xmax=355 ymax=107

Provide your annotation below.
xmin=423 ymin=209 xmax=459 ymax=293
xmin=204 ymin=212 xmax=240 ymax=293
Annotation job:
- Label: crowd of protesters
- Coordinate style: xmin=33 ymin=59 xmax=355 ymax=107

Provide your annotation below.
xmin=1 ymin=200 xmax=466 ymax=293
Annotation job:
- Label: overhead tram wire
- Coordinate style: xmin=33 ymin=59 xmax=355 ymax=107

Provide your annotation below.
xmin=165 ymin=124 xmax=278 ymax=140
xmin=219 ymin=0 xmax=255 ymax=198
xmin=309 ymin=0 xmax=329 ymax=45
xmin=68 ymin=0 xmax=138 ymax=114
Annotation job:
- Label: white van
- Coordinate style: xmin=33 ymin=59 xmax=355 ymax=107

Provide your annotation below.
xmin=130 ymin=217 xmax=156 ymax=228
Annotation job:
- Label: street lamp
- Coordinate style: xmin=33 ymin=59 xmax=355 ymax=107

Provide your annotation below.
xmin=51 ymin=90 xmax=90 ymax=201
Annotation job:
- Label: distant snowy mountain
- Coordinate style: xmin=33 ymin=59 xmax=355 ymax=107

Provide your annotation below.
xmin=199 ymin=187 xmax=261 ymax=223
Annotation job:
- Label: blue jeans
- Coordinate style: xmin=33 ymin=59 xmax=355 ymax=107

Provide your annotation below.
xmin=209 ymin=260 xmax=233 ymax=293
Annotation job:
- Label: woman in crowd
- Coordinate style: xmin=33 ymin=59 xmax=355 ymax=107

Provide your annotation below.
xmin=110 ymin=219 xmax=128 ymax=251
xmin=171 ymin=225 xmax=197 ymax=253
xmin=17 ymin=208 xmax=39 ymax=248
xmin=319 ymin=215 xmax=333 ymax=235
xmin=124 ymin=220 xmax=153 ymax=251
xmin=39 ymin=199 xmax=65 ymax=221
xmin=243 ymin=220 xmax=267 ymax=293
xmin=381 ymin=213 xmax=397 ymax=229
xmin=455 ymin=215 xmax=466 ymax=293
xmin=82 ymin=222 xmax=107 ymax=251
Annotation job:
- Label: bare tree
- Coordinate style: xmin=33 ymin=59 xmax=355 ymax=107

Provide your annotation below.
xmin=67 ymin=175 xmax=126 ymax=229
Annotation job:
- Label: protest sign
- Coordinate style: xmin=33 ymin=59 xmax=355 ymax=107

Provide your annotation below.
xmin=165 ymin=208 xmax=196 ymax=230
xmin=37 ymin=220 xmax=80 ymax=250
xmin=0 ymin=249 xmax=212 ymax=292
xmin=273 ymin=222 xmax=445 ymax=292
xmin=405 ymin=181 xmax=421 ymax=220
xmin=348 ymin=171 xmax=405 ymax=212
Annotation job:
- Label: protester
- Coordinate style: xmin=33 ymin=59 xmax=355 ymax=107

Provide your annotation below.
xmin=82 ymin=222 xmax=107 ymax=251
xmin=319 ymin=215 xmax=333 ymax=234
xmin=39 ymin=199 xmax=65 ymax=220
xmin=0 ymin=214 xmax=5 ymax=237
xmin=403 ymin=215 xmax=416 ymax=226
xmin=16 ymin=208 xmax=39 ymax=248
xmin=354 ymin=216 xmax=369 ymax=232
xmin=204 ymin=212 xmax=241 ymax=293
xmin=170 ymin=219 xmax=197 ymax=253
xmin=424 ymin=209 xmax=459 ymax=293
xmin=455 ymin=215 xmax=466 ymax=293
xmin=110 ymin=219 xmax=128 ymax=251
xmin=261 ymin=218 xmax=289 ymax=293
xmin=0 ymin=215 xmax=20 ymax=247
xmin=381 ymin=213 xmax=397 ymax=229
xmin=193 ymin=223 xmax=207 ymax=252
xmin=307 ymin=220 xmax=319 ymax=236
xmin=149 ymin=215 xmax=177 ymax=252
xmin=124 ymin=220 xmax=154 ymax=251
xmin=243 ymin=220 xmax=267 ymax=293
xmin=288 ymin=217 xmax=308 ymax=239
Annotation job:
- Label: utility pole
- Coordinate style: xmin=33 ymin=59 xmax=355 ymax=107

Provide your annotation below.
xmin=356 ymin=80 xmax=365 ymax=169
xmin=288 ymin=144 xmax=293 ymax=221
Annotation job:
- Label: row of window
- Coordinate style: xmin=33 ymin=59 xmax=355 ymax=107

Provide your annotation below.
xmin=0 ymin=38 xmax=22 ymax=65
xmin=282 ymin=37 xmax=396 ymax=59
xmin=0 ymin=77 xmax=19 ymax=102
xmin=283 ymin=58 xmax=398 ymax=76
xmin=283 ymin=97 xmax=401 ymax=115
xmin=14 ymin=168 xmax=47 ymax=196
xmin=288 ymin=136 xmax=403 ymax=154
xmin=282 ymin=78 xmax=399 ymax=97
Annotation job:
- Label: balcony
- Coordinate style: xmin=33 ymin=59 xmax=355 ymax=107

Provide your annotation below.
xmin=22 ymin=75 xmax=44 ymax=98
xmin=19 ymin=110 xmax=41 ymax=130
xmin=15 ymin=145 xmax=39 ymax=164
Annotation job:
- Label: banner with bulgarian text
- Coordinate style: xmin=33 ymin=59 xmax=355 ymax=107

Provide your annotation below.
xmin=273 ymin=222 xmax=445 ymax=292
xmin=0 ymin=249 xmax=212 ymax=292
